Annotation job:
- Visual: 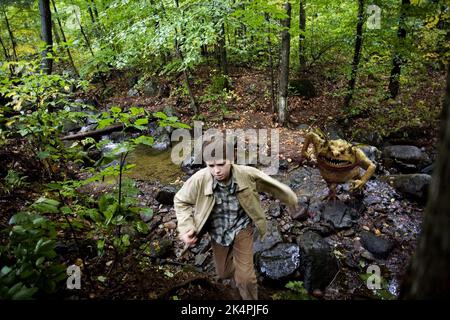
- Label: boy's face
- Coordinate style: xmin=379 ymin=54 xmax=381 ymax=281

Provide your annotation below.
xmin=206 ymin=159 xmax=232 ymax=183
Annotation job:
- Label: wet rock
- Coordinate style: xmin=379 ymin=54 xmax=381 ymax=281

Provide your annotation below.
xmin=387 ymin=174 xmax=431 ymax=201
xmin=296 ymin=231 xmax=339 ymax=292
xmin=162 ymin=105 xmax=180 ymax=118
xmin=278 ymin=159 xmax=290 ymax=171
xmin=288 ymin=79 xmax=316 ymax=99
xmin=253 ymin=221 xmax=283 ymax=255
xmin=148 ymin=123 xmax=171 ymax=151
xmin=305 ymin=223 xmax=335 ymax=237
xmin=324 ymin=123 xmax=344 ymax=140
xmin=382 ymin=145 xmax=430 ymax=173
xmin=320 ymin=201 xmax=359 ymax=229
xmin=195 ymin=253 xmax=208 ymax=266
xmin=357 ymin=145 xmax=381 ymax=163
xmin=156 ymin=185 xmax=178 ymax=205
xmin=420 ymin=163 xmax=434 ymax=175
xmin=360 ymin=231 xmax=393 ymax=259
xmin=158 ymin=83 xmax=171 ymax=98
xmin=257 ymin=243 xmax=300 ymax=280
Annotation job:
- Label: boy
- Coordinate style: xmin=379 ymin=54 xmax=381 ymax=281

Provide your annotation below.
xmin=174 ymin=137 xmax=298 ymax=299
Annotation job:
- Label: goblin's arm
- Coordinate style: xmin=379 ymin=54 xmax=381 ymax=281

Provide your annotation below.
xmin=356 ymin=148 xmax=376 ymax=184
xmin=301 ymin=132 xmax=325 ymax=159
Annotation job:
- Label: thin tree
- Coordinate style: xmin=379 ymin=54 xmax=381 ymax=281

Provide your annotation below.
xmin=299 ymin=0 xmax=306 ymax=71
xmin=51 ymin=0 xmax=79 ymax=76
xmin=39 ymin=0 xmax=53 ymax=74
xmin=278 ymin=2 xmax=291 ymax=126
xmin=388 ymin=0 xmax=410 ymax=99
xmin=265 ymin=13 xmax=276 ymax=113
xmin=2 ymin=6 xmax=17 ymax=61
xmin=343 ymin=0 xmax=364 ymax=109
xmin=400 ymin=60 xmax=450 ymax=299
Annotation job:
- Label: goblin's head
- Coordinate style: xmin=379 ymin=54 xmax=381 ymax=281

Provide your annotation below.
xmin=317 ymin=139 xmax=356 ymax=168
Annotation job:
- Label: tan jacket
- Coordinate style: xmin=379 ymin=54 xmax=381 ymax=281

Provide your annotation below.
xmin=174 ymin=164 xmax=298 ymax=239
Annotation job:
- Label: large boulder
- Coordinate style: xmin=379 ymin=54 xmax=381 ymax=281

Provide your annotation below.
xmin=386 ymin=174 xmax=431 ymax=202
xmin=382 ymin=145 xmax=430 ymax=173
xmin=296 ymin=231 xmax=339 ymax=292
xmin=360 ymin=231 xmax=393 ymax=259
xmin=257 ymin=243 xmax=300 ymax=280
xmin=148 ymin=122 xmax=172 ymax=151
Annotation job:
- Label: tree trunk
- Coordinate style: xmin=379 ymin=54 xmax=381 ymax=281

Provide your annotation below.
xmin=299 ymin=0 xmax=306 ymax=71
xmin=217 ymin=23 xmax=229 ymax=77
xmin=265 ymin=13 xmax=276 ymax=113
xmin=400 ymin=60 xmax=450 ymax=299
xmin=3 ymin=8 xmax=17 ymax=61
xmin=343 ymin=0 xmax=364 ymax=110
xmin=52 ymin=20 xmax=61 ymax=43
xmin=87 ymin=0 xmax=96 ymax=24
xmin=0 ymin=34 xmax=10 ymax=61
xmin=174 ymin=0 xmax=198 ymax=114
xmin=51 ymin=0 xmax=79 ymax=76
xmin=278 ymin=2 xmax=291 ymax=126
xmin=388 ymin=0 xmax=410 ymax=99
xmin=39 ymin=0 xmax=53 ymax=74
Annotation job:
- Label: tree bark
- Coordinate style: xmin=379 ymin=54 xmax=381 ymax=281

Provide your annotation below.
xmin=217 ymin=23 xmax=229 ymax=77
xmin=401 ymin=61 xmax=450 ymax=299
xmin=388 ymin=0 xmax=410 ymax=99
xmin=39 ymin=0 xmax=53 ymax=74
xmin=51 ymin=0 xmax=79 ymax=76
xmin=3 ymin=8 xmax=17 ymax=61
xmin=299 ymin=0 xmax=306 ymax=71
xmin=265 ymin=13 xmax=276 ymax=113
xmin=278 ymin=2 xmax=291 ymax=126
xmin=343 ymin=0 xmax=364 ymax=110
xmin=0 ymin=34 xmax=10 ymax=61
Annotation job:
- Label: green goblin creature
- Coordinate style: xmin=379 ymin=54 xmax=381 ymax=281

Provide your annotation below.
xmin=300 ymin=131 xmax=376 ymax=200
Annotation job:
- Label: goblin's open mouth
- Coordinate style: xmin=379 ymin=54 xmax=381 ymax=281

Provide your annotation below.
xmin=319 ymin=155 xmax=353 ymax=167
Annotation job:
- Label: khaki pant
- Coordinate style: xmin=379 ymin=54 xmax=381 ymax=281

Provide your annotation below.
xmin=210 ymin=225 xmax=258 ymax=300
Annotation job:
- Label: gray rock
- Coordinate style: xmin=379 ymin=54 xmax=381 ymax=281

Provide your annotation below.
xmin=382 ymin=145 xmax=430 ymax=172
xmin=360 ymin=231 xmax=393 ymax=259
xmin=296 ymin=231 xmax=339 ymax=292
xmin=268 ymin=202 xmax=281 ymax=218
xmin=148 ymin=122 xmax=172 ymax=151
xmin=357 ymin=145 xmax=381 ymax=163
xmin=320 ymin=201 xmax=360 ymax=229
xmin=387 ymin=174 xmax=431 ymax=201
xmin=253 ymin=221 xmax=283 ymax=255
xmin=146 ymin=238 xmax=173 ymax=258
xmin=156 ymin=185 xmax=179 ymax=205
xmin=420 ymin=163 xmax=434 ymax=175
xmin=127 ymin=88 xmax=139 ymax=97
xmin=257 ymin=243 xmax=300 ymax=280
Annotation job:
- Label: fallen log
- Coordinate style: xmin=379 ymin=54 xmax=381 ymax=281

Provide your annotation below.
xmin=61 ymin=123 xmax=124 ymax=141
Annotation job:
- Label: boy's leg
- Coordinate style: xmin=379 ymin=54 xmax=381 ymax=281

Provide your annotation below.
xmin=211 ymin=239 xmax=235 ymax=280
xmin=232 ymin=225 xmax=258 ymax=300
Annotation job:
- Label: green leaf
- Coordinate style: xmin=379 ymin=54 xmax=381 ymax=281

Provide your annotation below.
xmin=153 ymin=111 xmax=167 ymax=119
xmin=121 ymin=234 xmax=130 ymax=246
xmin=32 ymin=197 xmax=60 ymax=214
xmin=130 ymin=107 xmax=145 ymax=116
xmin=140 ymin=208 xmax=153 ymax=220
xmin=135 ymin=220 xmax=149 ymax=234
xmin=134 ymin=118 xmax=148 ymax=126
xmin=110 ymin=106 xmax=122 ymax=114
xmin=98 ymin=118 xmax=115 ymax=129
xmin=37 ymin=151 xmax=50 ymax=160
xmin=133 ymin=135 xmax=154 ymax=146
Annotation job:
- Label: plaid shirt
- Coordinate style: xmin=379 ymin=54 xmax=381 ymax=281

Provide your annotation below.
xmin=207 ymin=173 xmax=251 ymax=246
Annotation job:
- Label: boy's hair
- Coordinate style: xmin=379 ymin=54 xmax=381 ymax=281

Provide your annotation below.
xmin=202 ymin=135 xmax=235 ymax=163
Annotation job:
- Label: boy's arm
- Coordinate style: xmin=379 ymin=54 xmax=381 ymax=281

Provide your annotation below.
xmin=174 ymin=176 xmax=198 ymax=236
xmin=251 ymin=168 xmax=298 ymax=207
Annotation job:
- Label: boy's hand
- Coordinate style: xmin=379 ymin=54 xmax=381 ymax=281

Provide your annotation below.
xmin=180 ymin=229 xmax=198 ymax=247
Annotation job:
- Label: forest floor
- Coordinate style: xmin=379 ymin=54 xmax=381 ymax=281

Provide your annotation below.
xmin=0 ymin=63 xmax=445 ymax=300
